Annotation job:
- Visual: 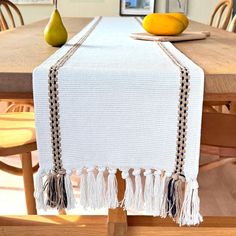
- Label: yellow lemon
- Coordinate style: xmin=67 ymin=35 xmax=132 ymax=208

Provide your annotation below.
xmin=167 ymin=13 xmax=189 ymax=28
xmin=142 ymin=13 xmax=186 ymax=36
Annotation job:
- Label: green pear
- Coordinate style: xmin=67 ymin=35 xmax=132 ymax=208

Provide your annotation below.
xmin=44 ymin=9 xmax=68 ymax=47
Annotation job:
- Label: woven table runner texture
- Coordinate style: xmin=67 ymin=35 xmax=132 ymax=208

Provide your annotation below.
xmin=33 ymin=17 xmax=204 ymax=226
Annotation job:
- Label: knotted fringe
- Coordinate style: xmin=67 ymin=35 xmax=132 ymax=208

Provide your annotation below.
xmin=144 ymin=169 xmax=154 ymax=212
xmin=35 ymin=168 xmax=202 ymax=226
xmin=34 ymin=170 xmax=46 ymax=210
xmin=43 ymin=169 xmax=68 ymax=210
xmin=121 ymin=170 xmax=134 ymax=209
xmin=153 ymin=170 xmax=162 ymax=216
xmin=78 ymin=169 xmax=88 ymax=209
xmin=87 ymin=167 xmax=97 ymax=209
xmin=160 ymin=172 xmax=171 ymax=218
xmin=165 ymin=174 xmax=185 ymax=221
xmin=64 ymin=172 xmax=76 ymax=209
xmin=178 ymin=179 xmax=203 ymax=226
xmin=96 ymin=167 xmax=106 ymax=208
xmin=133 ymin=169 xmax=144 ymax=210
xmin=107 ymin=169 xmax=119 ymax=208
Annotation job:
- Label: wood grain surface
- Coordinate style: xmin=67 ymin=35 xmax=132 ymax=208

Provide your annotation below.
xmin=130 ymin=31 xmax=208 ymax=42
xmin=108 ymin=171 xmax=127 ymax=236
xmin=0 ymin=18 xmax=236 ymax=101
xmin=0 ymin=18 xmax=93 ymax=97
xmin=0 ymin=216 xmax=236 ymax=236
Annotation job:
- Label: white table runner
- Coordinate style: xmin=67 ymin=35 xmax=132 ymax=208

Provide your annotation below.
xmin=33 ymin=17 xmax=204 ymax=226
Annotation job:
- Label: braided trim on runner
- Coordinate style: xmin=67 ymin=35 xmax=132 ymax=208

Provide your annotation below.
xmin=48 ymin=17 xmax=102 ymax=174
xmin=44 ymin=17 xmax=102 ymax=210
xmin=156 ymin=42 xmax=191 ymax=220
xmin=134 ymin=17 xmax=190 ymax=177
xmin=157 ymin=42 xmax=190 ymax=178
xmin=134 ymin=17 xmax=192 ymax=220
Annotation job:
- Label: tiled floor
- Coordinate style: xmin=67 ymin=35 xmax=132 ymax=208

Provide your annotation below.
xmin=0 ymin=152 xmax=235 ymax=216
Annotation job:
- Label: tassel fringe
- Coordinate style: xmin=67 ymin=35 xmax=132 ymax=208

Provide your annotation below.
xmin=153 ymin=170 xmax=162 ymax=216
xmin=87 ymin=167 xmax=97 ymax=209
xmin=34 ymin=170 xmax=46 ymax=210
xmin=64 ymin=173 xmax=76 ymax=209
xmin=96 ymin=167 xmax=106 ymax=208
xmin=79 ymin=169 xmax=88 ymax=209
xmin=144 ymin=169 xmax=154 ymax=212
xmin=166 ymin=174 xmax=184 ymax=221
xmin=35 ymin=168 xmax=202 ymax=226
xmin=43 ymin=169 xmax=68 ymax=210
xmin=121 ymin=170 xmax=134 ymax=209
xmin=133 ymin=169 xmax=144 ymax=211
xmin=179 ymin=179 xmax=203 ymax=226
xmin=160 ymin=172 xmax=171 ymax=218
xmin=107 ymin=169 xmax=119 ymax=208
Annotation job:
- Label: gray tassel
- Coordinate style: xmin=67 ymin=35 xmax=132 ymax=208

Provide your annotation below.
xmin=166 ymin=174 xmax=184 ymax=221
xmin=44 ymin=169 xmax=68 ymax=210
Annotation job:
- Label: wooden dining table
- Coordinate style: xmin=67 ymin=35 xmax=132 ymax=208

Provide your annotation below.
xmin=0 ymin=17 xmax=236 ymax=101
xmin=0 ymin=17 xmax=236 ymax=236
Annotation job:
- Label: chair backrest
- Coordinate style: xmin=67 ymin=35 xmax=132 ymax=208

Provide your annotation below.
xmin=210 ymin=0 xmax=233 ymax=30
xmin=5 ymin=103 xmax=34 ymax=112
xmin=201 ymin=112 xmax=236 ymax=149
xmin=228 ymin=14 xmax=236 ymax=32
xmin=0 ymin=0 xmax=24 ymax=31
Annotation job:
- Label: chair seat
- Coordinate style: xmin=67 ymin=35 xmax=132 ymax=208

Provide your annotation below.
xmin=0 ymin=112 xmax=35 ymax=149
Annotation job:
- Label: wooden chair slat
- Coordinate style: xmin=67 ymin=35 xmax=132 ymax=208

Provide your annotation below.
xmin=0 ymin=160 xmax=39 ymax=176
xmin=0 ymin=7 xmax=9 ymax=30
xmin=228 ymin=14 xmax=236 ymax=32
xmin=0 ymin=0 xmax=24 ymax=31
xmin=2 ymin=2 xmax=15 ymax=28
xmin=210 ymin=0 xmax=233 ymax=30
xmin=216 ymin=4 xmax=227 ymax=28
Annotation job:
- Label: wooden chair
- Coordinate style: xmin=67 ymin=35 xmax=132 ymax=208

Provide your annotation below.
xmin=228 ymin=14 xmax=236 ymax=32
xmin=0 ymin=0 xmax=24 ymax=31
xmin=0 ymin=112 xmax=38 ymax=214
xmin=4 ymin=101 xmax=34 ymax=112
xmin=202 ymin=17 xmax=236 ymax=169
xmin=0 ymin=0 xmax=33 ymax=111
xmin=210 ymin=0 xmax=233 ymax=30
xmin=205 ymin=3 xmax=234 ymax=113
xmin=200 ymin=112 xmax=236 ymax=171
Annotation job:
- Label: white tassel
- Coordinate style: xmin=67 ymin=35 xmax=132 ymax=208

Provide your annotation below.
xmin=107 ymin=168 xmax=119 ymax=208
xmin=78 ymin=169 xmax=88 ymax=209
xmin=153 ymin=170 xmax=162 ymax=216
xmin=121 ymin=169 xmax=134 ymax=209
xmin=64 ymin=173 xmax=76 ymax=210
xmin=179 ymin=179 xmax=203 ymax=226
xmin=34 ymin=170 xmax=46 ymax=210
xmin=144 ymin=169 xmax=154 ymax=213
xmin=87 ymin=167 xmax=97 ymax=209
xmin=96 ymin=167 xmax=106 ymax=208
xmin=133 ymin=169 xmax=144 ymax=211
xmin=160 ymin=172 xmax=171 ymax=218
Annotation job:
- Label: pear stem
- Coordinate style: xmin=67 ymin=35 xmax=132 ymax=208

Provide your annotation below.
xmin=54 ymin=0 xmax=57 ymax=9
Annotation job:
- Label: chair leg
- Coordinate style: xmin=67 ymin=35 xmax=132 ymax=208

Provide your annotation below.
xmin=107 ymin=171 xmax=127 ymax=236
xmin=20 ymin=152 xmax=37 ymax=215
xmin=59 ymin=209 xmax=67 ymax=215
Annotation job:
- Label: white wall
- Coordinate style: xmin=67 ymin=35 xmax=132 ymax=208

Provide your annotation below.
xmin=187 ymin=0 xmax=219 ymax=24
xmin=17 ymin=0 xmax=165 ymax=24
xmin=16 ymin=0 xmax=218 ymax=25
xmin=17 ymin=5 xmax=52 ymax=23
xmin=155 ymin=0 xmax=219 ymax=23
